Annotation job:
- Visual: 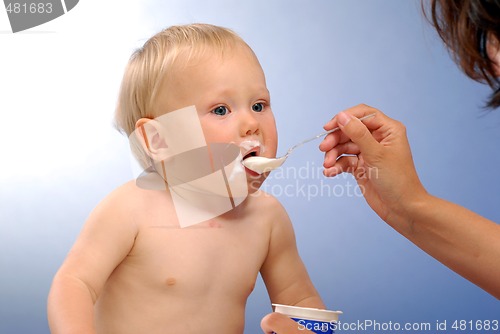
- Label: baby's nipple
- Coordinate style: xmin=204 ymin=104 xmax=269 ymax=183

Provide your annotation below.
xmin=165 ymin=277 xmax=177 ymax=286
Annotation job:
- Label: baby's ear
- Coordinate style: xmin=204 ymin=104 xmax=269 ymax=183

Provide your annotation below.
xmin=135 ymin=118 xmax=170 ymax=161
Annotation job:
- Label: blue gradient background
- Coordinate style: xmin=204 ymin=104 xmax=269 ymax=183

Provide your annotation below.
xmin=1 ymin=0 xmax=499 ymax=333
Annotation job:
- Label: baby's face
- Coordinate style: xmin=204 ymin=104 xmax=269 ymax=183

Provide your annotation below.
xmin=158 ymin=44 xmax=278 ymax=182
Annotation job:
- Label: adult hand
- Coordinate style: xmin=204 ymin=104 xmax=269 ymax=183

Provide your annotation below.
xmin=319 ymin=104 xmax=500 ymax=299
xmin=260 ymin=313 xmax=314 ymax=334
xmin=319 ymin=104 xmax=427 ymax=229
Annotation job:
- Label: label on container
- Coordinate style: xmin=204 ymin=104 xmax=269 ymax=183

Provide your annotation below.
xmin=291 ymin=317 xmax=337 ymax=334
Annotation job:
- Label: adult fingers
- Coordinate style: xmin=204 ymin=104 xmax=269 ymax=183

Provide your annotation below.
xmin=323 ymin=155 xmax=360 ymax=177
xmin=323 ymin=141 xmax=361 ymax=169
xmin=335 ymin=111 xmax=381 ymax=158
xmin=261 ymin=313 xmax=313 ymax=334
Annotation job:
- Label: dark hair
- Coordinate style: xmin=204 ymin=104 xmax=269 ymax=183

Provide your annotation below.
xmin=424 ymin=0 xmax=500 ymax=109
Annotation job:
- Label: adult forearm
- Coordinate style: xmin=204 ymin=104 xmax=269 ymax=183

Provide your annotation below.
xmin=47 ymin=273 xmax=97 ymax=334
xmin=391 ymin=194 xmax=500 ymax=299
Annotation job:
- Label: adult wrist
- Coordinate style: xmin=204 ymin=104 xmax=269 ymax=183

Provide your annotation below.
xmin=385 ymin=188 xmax=432 ymax=237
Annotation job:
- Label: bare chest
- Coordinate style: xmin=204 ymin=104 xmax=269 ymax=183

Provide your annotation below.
xmin=114 ymin=221 xmax=269 ymax=300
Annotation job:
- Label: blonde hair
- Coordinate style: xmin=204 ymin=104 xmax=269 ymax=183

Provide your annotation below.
xmin=114 ymin=23 xmax=249 ymax=137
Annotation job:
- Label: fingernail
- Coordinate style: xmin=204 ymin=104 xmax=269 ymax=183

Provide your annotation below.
xmin=337 ymin=112 xmax=352 ymax=127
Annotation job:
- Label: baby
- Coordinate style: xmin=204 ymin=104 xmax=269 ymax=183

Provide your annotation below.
xmin=48 ymin=23 xmax=324 ymax=334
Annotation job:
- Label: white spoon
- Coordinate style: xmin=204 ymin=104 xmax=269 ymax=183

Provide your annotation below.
xmin=242 ymin=113 xmax=375 ymax=174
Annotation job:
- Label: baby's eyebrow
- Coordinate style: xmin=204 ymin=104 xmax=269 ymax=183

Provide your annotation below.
xmin=254 ymin=87 xmax=270 ymax=99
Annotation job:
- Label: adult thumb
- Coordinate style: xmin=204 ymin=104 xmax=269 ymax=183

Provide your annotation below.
xmin=337 ymin=111 xmax=380 ymax=155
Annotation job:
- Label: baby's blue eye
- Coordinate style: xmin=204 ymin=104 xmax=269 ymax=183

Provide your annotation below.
xmin=212 ymin=106 xmax=229 ymax=116
xmin=252 ymin=103 xmax=264 ymax=112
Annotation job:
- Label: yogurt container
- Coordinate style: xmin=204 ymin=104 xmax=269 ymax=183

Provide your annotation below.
xmin=272 ymin=304 xmax=342 ymax=334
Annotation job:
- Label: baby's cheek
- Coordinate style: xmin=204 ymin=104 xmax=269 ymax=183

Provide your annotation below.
xmin=202 ymin=128 xmax=234 ymax=144
xmin=264 ymin=133 xmax=278 ymax=156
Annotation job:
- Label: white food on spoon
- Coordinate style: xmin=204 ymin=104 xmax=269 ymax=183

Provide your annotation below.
xmin=242 ymin=156 xmax=286 ymax=174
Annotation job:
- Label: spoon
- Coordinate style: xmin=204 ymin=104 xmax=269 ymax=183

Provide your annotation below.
xmin=242 ymin=113 xmax=376 ymax=174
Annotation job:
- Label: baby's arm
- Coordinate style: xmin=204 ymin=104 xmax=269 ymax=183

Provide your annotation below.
xmin=48 ymin=184 xmax=138 ymax=334
xmin=260 ymin=197 xmax=325 ymax=309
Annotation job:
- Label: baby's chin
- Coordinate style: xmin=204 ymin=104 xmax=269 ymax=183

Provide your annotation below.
xmin=245 ymin=172 xmax=269 ymax=194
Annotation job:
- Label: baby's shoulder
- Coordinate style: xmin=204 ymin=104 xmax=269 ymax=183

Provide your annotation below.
xmin=246 ymin=190 xmax=279 ymax=205
xmin=101 ymin=180 xmax=145 ymax=206
xmin=94 ymin=180 xmax=172 ymax=218
xmin=245 ymin=190 xmax=289 ymax=218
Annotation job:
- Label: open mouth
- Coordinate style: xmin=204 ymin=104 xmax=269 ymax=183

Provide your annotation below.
xmin=242 ymin=150 xmax=258 ymax=161
xmin=241 ymin=148 xmax=261 ymax=176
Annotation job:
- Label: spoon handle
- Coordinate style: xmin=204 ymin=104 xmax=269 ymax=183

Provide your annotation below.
xmin=287 ymin=113 xmax=376 ymax=154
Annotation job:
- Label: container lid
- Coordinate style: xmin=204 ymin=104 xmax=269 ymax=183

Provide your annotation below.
xmin=272 ymin=304 xmax=343 ymax=322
